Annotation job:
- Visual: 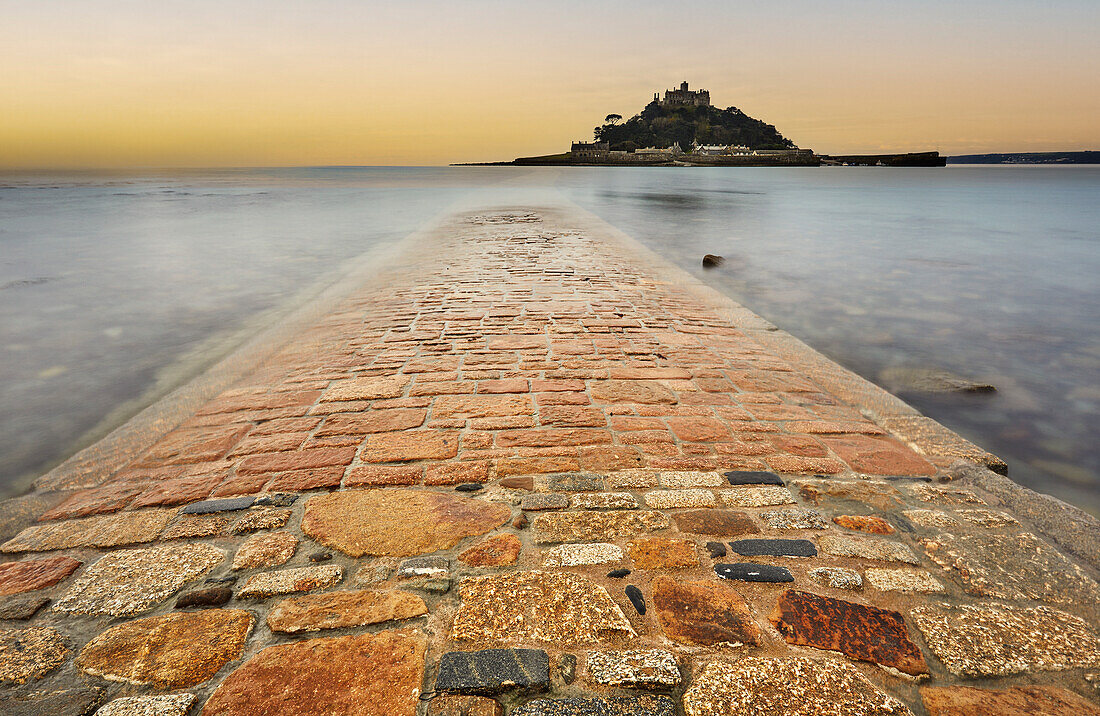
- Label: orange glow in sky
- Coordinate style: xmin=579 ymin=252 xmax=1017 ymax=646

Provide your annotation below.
xmin=2 ymin=1 xmax=1098 ymax=167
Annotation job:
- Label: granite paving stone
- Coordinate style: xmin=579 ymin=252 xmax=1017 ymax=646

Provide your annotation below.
xmin=0 ymin=626 xmax=68 ymax=684
xmin=267 ymin=589 xmax=427 ymax=633
xmin=724 ymin=470 xmax=785 ymax=486
xmin=544 ymin=543 xmax=623 ymax=567
xmin=606 ymin=470 xmax=658 ymax=489
xmin=201 ymin=629 xmax=426 ymax=716
xmin=534 ymin=473 xmax=604 ymax=492
xmin=644 ymin=489 xmax=716 ymax=509
xmin=303 ymin=489 xmax=510 ymax=556
xmin=426 ymin=695 xmax=503 ymax=716
xmin=1 ymin=509 xmax=175 ymax=553
xmin=94 ymin=694 xmax=198 ymax=716
xmin=715 ymin=563 xmax=794 ymax=583
xmin=770 ymin=589 xmax=928 ymax=675
xmin=818 ymin=535 xmax=919 ymax=564
xmin=232 ymin=531 xmax=298 ymax=569
xmin=398 ymin=556 xmax=449 ymax=577
xmin=436 ymin=648 xmax=550 ymax=695
xmin=901 ymin=509 xmax=958 ymax=529
xmin=77 ymin=609 xmax=253 ymax=688
xmin=451 ymin=571 xmax=635 ymax=644
xmin=521 ymin=494 xmax=570 ymax=511
xmin=0 ymin=685 xmax=105 ymax=716
xmin=569 ymin=493 xmax=638 ymax=510
xmin=920 ymin=532 xmax=1100 ymax=603
xmin=459 ymin=534 xmax=522 ymax=567
xmin=833 ymin=515 xmax=895 ymax=534
xmin=511 ymin=696 xmax=674 ymax=716
xmin=53 ymin=543 xmax=224 ymax=617
xmin=920 ymin=685 xmax=1100 ymax=716
xmin=729 ymin=538 xmax=817 ymax=557
xmin=227 ymin=507 xmax=291 ymax=533
xmin=864 ymin=568 xmax=944 ymax=593
xmin=651 ymin=576 xmax=761 ymax=646
xmin=673 ymin=510 xmax=758 ymax=537
xmin=720 ymin=486 xmax=795 ymax=508
xmin=956 ymin=508 xmax=1019 ymax=528
xmin=160 ymin=514 xmax=232 ymax=539
xmin=0 ymin=556 xmax=81 ymax=595
xmin=658 ymin=471 xmax=724 ymax=488
xmin=682 ymin=657 xmax=914 ymax=716
xmin=533 ymin=510 xmax=669 ymax=543
xmin=808 ymin=566 xmax=864 ymax=590
xmin=585 ymin=649 xmax=680 ymax=688
xmin=627 ymin=537 xmax=698 ymax=569
xmin=761 ymin=508 xmax=828 ymax=530
xmin=903 ymin=484 xmax=985 ymax=505
xmin=912 ymin=603 xmax=1100 ymax=676
xmin=237 ymin=565 xmax=342 ymax=599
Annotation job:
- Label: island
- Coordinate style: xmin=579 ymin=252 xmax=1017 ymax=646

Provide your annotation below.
xmin=458 ymin=82 xmax=945 ymax=168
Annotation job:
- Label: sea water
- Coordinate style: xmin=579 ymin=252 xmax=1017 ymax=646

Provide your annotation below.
xmin=2 ymin=166 xmax=1097 ymax=512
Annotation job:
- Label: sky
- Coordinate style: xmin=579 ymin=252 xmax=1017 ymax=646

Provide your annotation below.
xmin=1 ymin=0 xmax=1098 ymax=168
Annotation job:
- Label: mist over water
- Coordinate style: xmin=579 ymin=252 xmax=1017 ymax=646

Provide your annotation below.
xmin=2 ymin=166 xmax=1097 ymax=513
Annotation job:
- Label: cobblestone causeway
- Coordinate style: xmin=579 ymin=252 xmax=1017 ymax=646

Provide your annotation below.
xmin=1 ymin=207 xmax=1098 ymax=714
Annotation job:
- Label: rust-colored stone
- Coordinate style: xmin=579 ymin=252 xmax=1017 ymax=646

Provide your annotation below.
xmin=0 ymin=556 xmax=81 ymax=596
xmin=201 ymin=630 xmax=426 ymax=716
xmin=459 ymin=534 xmax=521 ymax=567
xmin=651 ymin=576 xmax=761 ymax=646
xmin=921 ymin=685 xmax=1100 ymax=716
xmin=820 ymin=434 xmax=936 ymax=476
xmin=627 ymin=538 xmax=698 ymax=569
xmin=590 ymin=380 xmax=677 ymax=404
xmin=77 ymin=609 xmax=253 ymax=688
xmin=427 ymin=695 xmax=503 ymax=716
xmin=833 ymin=515 xmax=895 ymax=534
xmin=302 ymin=489 xmax=510 ymax=557
xmin=232 ymin=531 xmax=298 ymax=570
xmin=360 ymin=432 xmax=459 ymax=462
xmin=266 ymin=589 xmax=427 ymax=633
xmin=672 ymin=509 xmax=759 ymax=537
xmin=769 ymin=589 xmax=928 ymax=675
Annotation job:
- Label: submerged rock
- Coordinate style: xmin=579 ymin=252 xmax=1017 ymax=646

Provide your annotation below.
xmin=879 ymin=366 xmax=996 ymax=394
xmin=702 ymin=254 xmax=725 ymax=268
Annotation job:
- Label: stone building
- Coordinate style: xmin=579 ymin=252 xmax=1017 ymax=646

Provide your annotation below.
xmin=571 ymin=141 xmax=609 ymax=159
xmin=657 ymin=81 xmax=710 ymax=107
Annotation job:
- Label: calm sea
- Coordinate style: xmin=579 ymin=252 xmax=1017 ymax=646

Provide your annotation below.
xmin=2 ymin=166 xmax=1097 ymax=512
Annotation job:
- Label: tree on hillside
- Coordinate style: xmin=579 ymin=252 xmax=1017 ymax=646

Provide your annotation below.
xmin=604 ymin=113 xmax=622 ymax=125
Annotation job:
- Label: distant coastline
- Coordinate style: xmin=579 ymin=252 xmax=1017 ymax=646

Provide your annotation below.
xmin=948 ymin=151 xmax=1100 ymax=164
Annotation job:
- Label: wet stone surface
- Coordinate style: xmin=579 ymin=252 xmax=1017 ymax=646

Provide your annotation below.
xmin=53 ymin=543 xmax=224 ymax=617
xmin=94 ymin=694 xmax=198 ymax=716
xmin=511 ymin=696 xmax=675 ymax=716
xmin=452 ymin=571 xmax=635 ymax=645
xmin=920 ymin=532 xmax=1100 ymax=603
xmin=303 ymin=489 xmax=510 ymax=557
xmin=585 ymin=649 xmax=680 ymax=688
xmin=683 ymin=657 xmax=913 ymax=716
xmin=77 ymin=609 xmax=253 ymax=688
xmin=912 ymin=603 xmax=1100 ymax=676
xmin=770 ymin=589 xmax=928 ymax=675
xmin=201 ymin=629 xmax=426 ymax=716
xmin=436 ymin=648 xmax=550 ymax=695
xmin=729 ymin=538 xmax=816 ymax=557
xmin=715 ymin=563 xmax=793 ymax=583
xmin=651 ymin=576 xmax=760 ymax=646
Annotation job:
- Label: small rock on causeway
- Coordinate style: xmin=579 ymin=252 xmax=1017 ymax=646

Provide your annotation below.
xmin=53 ymin=543 xmax=223 ymax=617
xmin=682 ymin=657 xmax=913 ymax=716
xmin=761 ymin=508 xmax=828 ymax=530
xmin=201 ymin=630 xmax=426 ymax=716
xmin=724 ymin=471 xmax=785 ymax=486
xmin=715 ymin=563 xmax=793 ymax=583
xmin=625 ymin=585 xmax=646 ymax=615
xmin=302 ymin=489 xmax=510 ymax=557
xmin=544 ymin=543 xmax=623 ymax=567
xmin=627 ymin=537 xmax=698 ymax=569
xmin=237 ymin=565 xmax=342 ymax=599
xmin=77 ymin=609 xmax=253 ymax=689
xmin=451 ymin=571 xmax=635 ymax=645
xmin=180 ymin=496 xmax=255 ymax=514
xmin=176 ymin=586 xmax=232 ymax=608
xmin=721 ymin=486 xmax=795 ymax=508
xmin=644 ymin=489 xmax=716 ymax=509
xmin=521 ymin=494 xmax=570 ymax=511
xmin=436 ymin=648 xmax=550 ymax=695
xmin=864 ymin=568 xmax=944 ymax=593
xmin=459 ymin=534 xmax=522 ymax=567
xmin=729 ymin=538 xmax=816 ymax=558
xmin=398 ymin=556 xmax=449 ymax=578
xmin=586 ymin=649 xmax=680 ymax=688
xmin=533 ymin=510 xmax=669 ymax=544
xmin=534 ymin=473 xmax=604 ymax=492
xmin=569 ymin=493 xmax=638 ymax=510
xmin=911 ymin=603 xmax=1100 ymax=677
xmin=659 ymin=471 xmax=724 ymax=488
xmin=833 ymin=515 xmax=895 ymax=534
xmin=232 ymin=531 xmax=298 ymax=570
xmin=673 ymin=510 xmax=758 ymax=537
xmin=511 ymin=696 xmax=674 ymax=716
xmin=267 ymin=589 xmax=427 ymax=633
xmin=651 ymin=576 xmax=760 ymax=646
xmin=769 ymin=589 xmax=927 ymax=675
xmin=809 ymin=566 xmax=863 ymax=590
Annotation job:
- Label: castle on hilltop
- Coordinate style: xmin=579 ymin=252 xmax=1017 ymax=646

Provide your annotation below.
xmin=656 ymin=81 xmax=710 ymax=108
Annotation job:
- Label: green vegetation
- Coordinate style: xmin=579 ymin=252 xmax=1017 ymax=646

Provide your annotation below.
xmin=594 ymin=101 xmax=796 ymax=152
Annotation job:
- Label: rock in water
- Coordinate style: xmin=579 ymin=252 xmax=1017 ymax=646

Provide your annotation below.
xmin=879 ymin=366 xmax=996 ymax=394
xmin=702 ymin=254 xmax=724 ymax=268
